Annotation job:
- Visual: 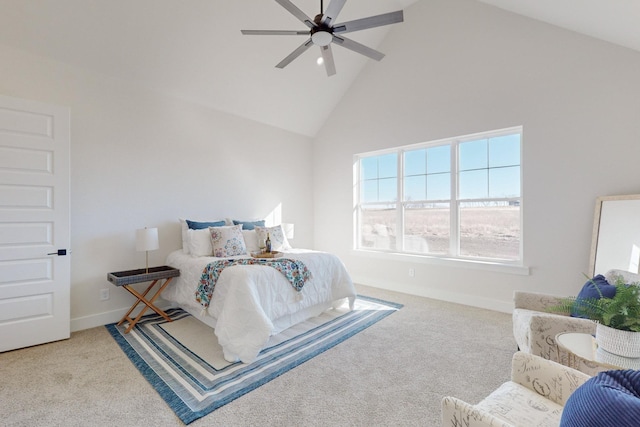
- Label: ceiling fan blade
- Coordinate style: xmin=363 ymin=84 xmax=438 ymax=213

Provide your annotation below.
xmin=320 ymin=0 xmax=346 ymax=25
xmin=332 ymin=35 xmax=385 ymax=61
xmin=276 ymin=38 xmax=314 ymax=68
xmin=241 ymin=30 xmax=309 ymax=36
xmin=320 ymin=45 xmax=336 ymax=76
xmin=275 ymin=0 xmax=315 ymax=28
xmin=333 ymin=10 xmax=403 ymax=34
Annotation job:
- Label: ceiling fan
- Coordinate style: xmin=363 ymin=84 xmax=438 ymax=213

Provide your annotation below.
xmin=241 ymin=0 xmax=404 ymax=76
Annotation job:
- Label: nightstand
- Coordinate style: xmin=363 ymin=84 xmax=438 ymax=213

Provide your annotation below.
xmin=107 ymin=265 xmax=180 ymax=333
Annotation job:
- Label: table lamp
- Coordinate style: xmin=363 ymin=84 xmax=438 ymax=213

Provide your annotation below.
xmin=136 ymin=227 xmax=159 ymax=273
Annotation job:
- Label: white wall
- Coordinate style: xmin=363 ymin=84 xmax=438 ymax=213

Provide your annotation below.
xmin=0 ymin=44 xmax=314 ymax=330
xmin=313 ymin=0 xmax=640 ymax=312
xmin=3 ymin=0 xmax=640 ymax=329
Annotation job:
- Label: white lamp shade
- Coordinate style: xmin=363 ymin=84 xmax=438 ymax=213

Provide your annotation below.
xmin=282 ymin=223 xmax=295 ymax=240
xmin=136 ymin=227 xmax=159 ymax=252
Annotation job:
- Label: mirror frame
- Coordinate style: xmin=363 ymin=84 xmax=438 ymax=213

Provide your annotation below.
xmin=589 ymin=194 xmax=640 ymax=277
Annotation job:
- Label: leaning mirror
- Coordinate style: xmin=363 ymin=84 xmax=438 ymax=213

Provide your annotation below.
xmin=590 ymin=194 xmax=640 ymax=276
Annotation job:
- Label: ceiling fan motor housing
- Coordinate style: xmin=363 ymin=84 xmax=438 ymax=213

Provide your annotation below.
xmin=311 ymin=16 xmax=333 ymax=46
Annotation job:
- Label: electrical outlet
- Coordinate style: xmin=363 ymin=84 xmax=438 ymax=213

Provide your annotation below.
xmin=408 ymin=268 xmax=415 ymax=277
xmin=100 ymin=288 xmax=110 ymax=301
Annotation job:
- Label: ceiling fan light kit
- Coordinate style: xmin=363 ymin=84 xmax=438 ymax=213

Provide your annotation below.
xmin=311 ymin=29 xmax=333 ymax=47
xmin=241 ymin=0 xmax=404 ymax=76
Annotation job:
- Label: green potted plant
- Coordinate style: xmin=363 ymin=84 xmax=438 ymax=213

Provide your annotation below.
xmin=551 ymin=274 xmax=640 ymax=359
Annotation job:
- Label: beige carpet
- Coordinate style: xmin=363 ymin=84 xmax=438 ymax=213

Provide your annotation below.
xmin=0 ymin=284 xmax=515 ymax=426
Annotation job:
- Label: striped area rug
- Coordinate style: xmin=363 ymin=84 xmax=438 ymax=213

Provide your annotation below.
xmin=106 ymin=296 xmax=402 ymax=424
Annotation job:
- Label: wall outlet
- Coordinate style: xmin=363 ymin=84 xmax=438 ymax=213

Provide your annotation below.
xmin=100 ymin=288 xmax=110 ymax=301
xmin=408 ymin=268 xmax=415 ymax=277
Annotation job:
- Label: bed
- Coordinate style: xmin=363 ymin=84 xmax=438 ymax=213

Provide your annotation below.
xmin=161 ymin=221 xmax=357 ymax=363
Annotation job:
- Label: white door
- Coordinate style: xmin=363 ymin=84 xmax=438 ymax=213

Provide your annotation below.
xmin=0 ymin=94 xmax=70 ymax=352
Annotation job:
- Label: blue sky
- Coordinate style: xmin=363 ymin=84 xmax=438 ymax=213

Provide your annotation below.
xmin=361 ymin=133 xmax=521 ymax=203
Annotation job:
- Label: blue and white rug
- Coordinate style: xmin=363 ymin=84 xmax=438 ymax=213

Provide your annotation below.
xmin=106 ymin=296 xmax=402 ymax=424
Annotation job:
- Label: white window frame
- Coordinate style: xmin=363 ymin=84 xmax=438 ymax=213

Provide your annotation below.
xmin=353 ymin=126 xmax=528 ymax=275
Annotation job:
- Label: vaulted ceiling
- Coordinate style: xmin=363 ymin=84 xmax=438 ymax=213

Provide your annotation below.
xmin=0 ymin=0 xmax=638 ymax=137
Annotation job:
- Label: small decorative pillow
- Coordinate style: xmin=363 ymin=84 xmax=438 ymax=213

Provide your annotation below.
xmin=561 ymin=370 xmax=640 ymax=426
xmin=255 ymin=225 xmax=291 ymax=251
xmin=571 ymin=275 xmax=617 ymax=318
xmin=232 ymin=219 xmax=266 ymax=230
xmin=210 ymin=224 xmax=246 ymax=257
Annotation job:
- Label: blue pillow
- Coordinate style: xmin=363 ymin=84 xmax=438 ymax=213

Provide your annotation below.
xmin=561 ymin=370 xmax=640 ymax=427
xmin=232 ymin=220 xmax=265 ymax=230
xmin=186 ymin=219 xmax=226 ymax=230
xmin=571 ymin=275 xmax=617 ymax=318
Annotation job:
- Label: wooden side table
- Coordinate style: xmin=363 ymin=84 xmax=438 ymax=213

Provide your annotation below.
xmin=107 ymin=265 xmax=180 ymax=333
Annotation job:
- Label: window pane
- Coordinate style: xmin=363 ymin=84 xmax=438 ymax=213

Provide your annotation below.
xmin=379 ymin=178 xmax=397 ymax=202
xmin=404 ymin=149 xmax=426 ymax=176
xmin=427 ymin=173 xmax=450 ymax=200
xmin=459 ymin=202 xmax=520 ymax=260
xmin=362 ymin=180 xmax=378 ymax=203
xmin=489 ymin=166 xmax=520 ymax=198
xmin=459 ymin=170 xmax=488 ymax=199
xmin=404 ymin=204 xmax=449 ymax=254
xmin=361 ymin=157 xmax=378 ymax=180
xmin=427 ymin=145 xmax=450 ymax=174
xmin=404 ymin=175 xmax=426 ymax=201
xmin=489 ymin=134 xmax=520 ymax=168
xmin=360 ymin=205 xmax=397 ymax=250
xmin=378 ymin=153 xmax=398 ymax=178
xmin=459 ymin=139 xmax=487 ymax=171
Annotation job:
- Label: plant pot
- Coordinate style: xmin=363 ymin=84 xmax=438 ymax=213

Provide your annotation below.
xmin=596 ymin=347 xmax=640 ymax=369
xmin=595 ymin=323 xmax=640 ymax=358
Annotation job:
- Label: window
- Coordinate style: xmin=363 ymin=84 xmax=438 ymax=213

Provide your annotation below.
xmin=354 ymin=127 xmax=522 ymax=264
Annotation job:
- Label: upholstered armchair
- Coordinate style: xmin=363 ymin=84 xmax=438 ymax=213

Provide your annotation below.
xmin=441 ymin=351 xmax=591 ymax=427
xmin=512 ymin=290 xmax=596 ymax=367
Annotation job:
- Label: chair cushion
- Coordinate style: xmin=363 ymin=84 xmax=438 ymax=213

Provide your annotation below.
xmin=476 ymin=381 xmax=563 ymax=426
xmin=561 ymin=370 xmax=640 ymax=426
xmin=571 ymin=275 xmax=616 ymax=317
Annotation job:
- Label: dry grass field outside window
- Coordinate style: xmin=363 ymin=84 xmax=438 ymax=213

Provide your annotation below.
xmin=361 ymin=206 xmax=520 ymax=260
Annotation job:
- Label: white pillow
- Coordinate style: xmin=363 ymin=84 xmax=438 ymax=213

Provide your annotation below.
xmin=210 ymin=224 xmax=247 ymax=257
xmin=255 ymin=225 xmax=291 ymax=252
xmin=187 ymin=228 xmax=214 ymax=257
xmin=242 ymin=230 xmax=260 ymax=254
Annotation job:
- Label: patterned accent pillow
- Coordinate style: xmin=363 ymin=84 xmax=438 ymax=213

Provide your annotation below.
xmin=209 ymin=224 xmax=247 ymax=257
xmin=255 ymin=225 xmax=291 ymax=251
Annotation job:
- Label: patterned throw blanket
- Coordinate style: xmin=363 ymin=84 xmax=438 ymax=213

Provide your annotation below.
xmin=195 ymin=258 xmax=312 ymax=310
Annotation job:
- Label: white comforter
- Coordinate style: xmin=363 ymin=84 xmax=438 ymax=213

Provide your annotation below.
xmin=162 ymin=249 xmax=356 ymax=363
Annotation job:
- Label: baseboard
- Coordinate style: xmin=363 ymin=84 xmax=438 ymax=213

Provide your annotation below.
xmin=71 ymin=280 xmax=512 ymax=332
xmin=71 ymin=302 xmax=174 ymax=332
xmin=351 ymin=275 xmax=513 ymax=314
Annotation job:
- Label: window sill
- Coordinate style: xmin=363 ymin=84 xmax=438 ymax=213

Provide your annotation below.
xmin=351 ymin=249 xmax=530 ymax=276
